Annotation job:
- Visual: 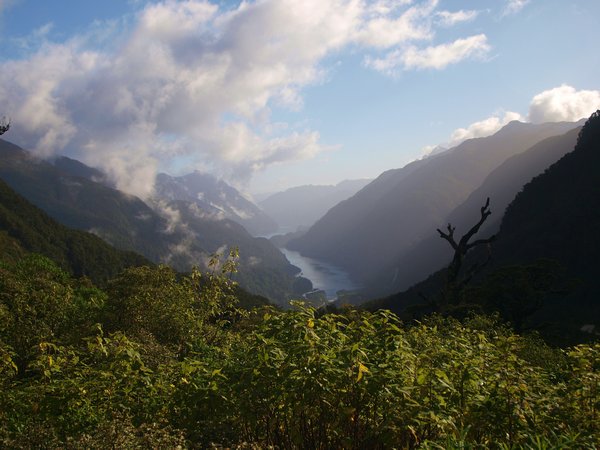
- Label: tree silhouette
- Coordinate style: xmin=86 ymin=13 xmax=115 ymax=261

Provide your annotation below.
xmin=436 ymin=197 xmax=496 ymax=309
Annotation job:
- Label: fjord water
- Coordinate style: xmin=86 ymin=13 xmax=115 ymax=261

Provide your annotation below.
xmin=281 ymin=248 xmax=360 ymax=300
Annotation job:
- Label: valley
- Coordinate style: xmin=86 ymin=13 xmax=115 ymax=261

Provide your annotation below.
xmin=0 ymin=1 xmax=598 ymax=447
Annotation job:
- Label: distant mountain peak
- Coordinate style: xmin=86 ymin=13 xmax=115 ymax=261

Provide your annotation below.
xmin=154 ymin=171 xmax=277 ymax=236
xmin=260 ymin=179 xmax=372 ymax=232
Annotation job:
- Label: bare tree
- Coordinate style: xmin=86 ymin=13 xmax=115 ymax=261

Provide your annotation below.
xmin=436 ymin=197 xmax=496 ymax=309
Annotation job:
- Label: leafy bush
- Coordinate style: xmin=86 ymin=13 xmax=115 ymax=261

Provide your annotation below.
xmin=0 ymin=253 xmax=597 ymax=448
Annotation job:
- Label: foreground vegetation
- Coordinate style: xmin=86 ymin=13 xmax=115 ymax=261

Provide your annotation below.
xmin=0 ymin=254 xmax=598 ymax=448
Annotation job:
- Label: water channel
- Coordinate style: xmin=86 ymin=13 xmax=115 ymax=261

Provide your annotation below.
xmin=280 ymin=248 xmax=361 ymax=301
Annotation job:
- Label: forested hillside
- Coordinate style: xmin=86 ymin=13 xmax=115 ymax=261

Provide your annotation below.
xmin=367 ymin=112 xmax=600 ymax=344
xmin=0 ymin=179 xmax=149 ymax=284
xmin=0 ymin=139 xmax=306 ymax=304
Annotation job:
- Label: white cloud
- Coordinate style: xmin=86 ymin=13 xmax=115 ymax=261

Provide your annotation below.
xmin=0 ymin=0 xmax=490 ymax=197
xmin=402 ymin=34 xmax=490 ymax=70
xmin=355 ymin=0 xmax=437 ymax=48
xmin=528 ymin=85 xmax=600 ymax=123
xmin=368 ymin=34 xmax=490 ymax=73
xmin=502 ymin=0 xmax=529 ymax=16
xmin=448 ymin=111 xmax=523 ymax=146
xmin=436 ymin=9 xmax=478 ymax=27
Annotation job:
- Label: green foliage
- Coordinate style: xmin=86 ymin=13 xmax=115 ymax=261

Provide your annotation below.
xmin=0 ymin=251 xmax=597 ymax=448
xmin=0 ymin=255 xmax=104 ymax=366
xmin=170 ymin=307 xmax=598 ymax=448
xmin=104 ymin=249 xmax=244 ymax=353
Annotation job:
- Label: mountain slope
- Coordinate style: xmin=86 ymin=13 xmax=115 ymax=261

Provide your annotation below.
xmin=155 ymin=172 xmax=277 ymax=236
xmin=367 ymin=112 xmax=600 ymax=343
xmin=0 ymin=139 xmax=172 ymax=261
xmin=0 ymin=178 xmax=150 ymax=284
xmin=50 ymin=155 xmax=111 ymax=185
xmin=289 ymin=120 xmax=581 ymax=292
xmin=259 ymin=179 xmax=371 ymax=232
xmin=0 ymin=139 xmax=305 ymax=303
xmin=370 ymin=125 xmax=582 ymax=295
xmin=156 ymin=199 xmax=310 ymax=301
xmin=493 ymin=112 xmax=600 ymax=277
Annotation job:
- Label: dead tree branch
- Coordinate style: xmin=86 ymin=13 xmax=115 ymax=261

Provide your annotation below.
xmin=437 ymin=197 xmax=496 ymax=309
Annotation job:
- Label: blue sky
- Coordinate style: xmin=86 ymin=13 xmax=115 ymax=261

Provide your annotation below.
xmin=0 ymin=0 xmax=599 ymax=197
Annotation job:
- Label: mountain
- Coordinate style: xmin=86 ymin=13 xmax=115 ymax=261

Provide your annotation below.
xmin=155 ymin=172 xmax=277 ymax=236
xmin=50 ymin=155 xmax=112 ymax=186
xmin=367 ymin=112 xmax=600 ymax=344
xmin=259 ymin=179 xmax=372 ymax=233
xmin=288 ymin=120 xmax=581 ymax=293
xmin=0 ymin=178 xmax=150 ymax=284
xmin=424 ymin=145 xmax=448 ymax=157
xmin=368 ymin=125 xmax=583 ymax=295
xmin=0 ymin=139 xmax=307 ymax=304
xmin=0 ymin=139 xmax=171 ymax=262
xmin=0 ymin=177 xmax=271 ymax=309
xmin=154 ymin=199 xmax=309 ymax=301
xmin=486 ymin=112 xmax=600 ymax=338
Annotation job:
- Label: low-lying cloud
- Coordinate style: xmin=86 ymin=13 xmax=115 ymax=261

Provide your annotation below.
xmin=0 ymin=0 xmax=494 ymax=197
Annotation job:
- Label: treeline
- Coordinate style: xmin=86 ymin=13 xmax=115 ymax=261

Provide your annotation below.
xmin=1 ymin=253 xmax=598 ymax=448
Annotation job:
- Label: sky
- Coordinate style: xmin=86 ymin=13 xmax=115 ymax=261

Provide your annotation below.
xmin=0 ymin=0 xmax=599 ymax=198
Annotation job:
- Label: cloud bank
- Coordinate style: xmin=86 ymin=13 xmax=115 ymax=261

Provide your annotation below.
xmin=0 ymin=0 xmax=491 ymax=197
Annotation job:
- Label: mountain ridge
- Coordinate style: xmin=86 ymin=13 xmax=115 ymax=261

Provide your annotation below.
xmin=0 ymin=177 xmax=150 ymax=284
xmin=288 ymin=120 xmax=582 ymax=294
xmin=366 ymin=112 xmax=600 ymax=343
xmin=368 ymin=125 xmax=583 ymax=296
xmin=155 ymin=171 xmax=278 ymax=236
xmin=260 ymin=179 xmax=371 ymax=233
